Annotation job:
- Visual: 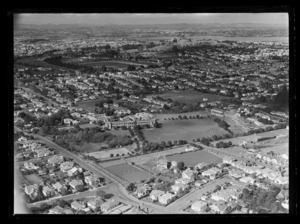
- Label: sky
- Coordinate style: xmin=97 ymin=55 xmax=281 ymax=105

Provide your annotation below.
xmin=15 ymin=13 xmax=289 ymax=26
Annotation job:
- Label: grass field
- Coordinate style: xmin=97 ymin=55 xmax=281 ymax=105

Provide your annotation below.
xmin=105 ymin=163 xmax=152 ymax=183
xmin=150 ymin=90 xmax=233 ymax=104
xmin=144 ymin=118 xmax=228 ymax=143
xmin=166 ymin=150 xmax=222 ymax=167
xmin=77 ymin=98 xmax=105 ymax=112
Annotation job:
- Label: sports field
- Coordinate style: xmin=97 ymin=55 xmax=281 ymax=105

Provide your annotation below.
xmin=105 ymin=163 xmax=152 ymax=183
xmin=166 ymin=150 xmax=222 ymax=167
xmin=150 ymin=90 xmax=233 ymax=104
xmin=144 ymin=118 xmax=228 ymax=143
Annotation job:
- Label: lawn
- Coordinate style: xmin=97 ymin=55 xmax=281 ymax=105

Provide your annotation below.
xmin=166 ymin=150 xmax=222 ymax=167
xmin=150 ymin=90 xmax=233 ymax=104
xmin=105 ymin=163 xmax=152 ymax=183
xmin=144 ymin=118 xmax=228 ymax=143
xmin=24 ymin=174 xmax=44 ymax=184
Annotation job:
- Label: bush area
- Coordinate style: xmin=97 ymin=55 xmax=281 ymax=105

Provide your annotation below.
xmin=53 ymin=127 xmax=133 ymax=151
xmin=241 ymin=185 xmax=287 ymax=213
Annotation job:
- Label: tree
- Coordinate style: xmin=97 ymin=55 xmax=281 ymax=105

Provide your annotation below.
xmin=126 ymin=183 xmax=136 ymax=192
xmin=215 ymin=185 xmax=221 ymax=191
xmin=177 ymin=161 xmax=185 ymax=171
xmin=96 ymin=190 xmax=106 ymax=199
xmin=57 ymin=200 xmax=69 ymax=208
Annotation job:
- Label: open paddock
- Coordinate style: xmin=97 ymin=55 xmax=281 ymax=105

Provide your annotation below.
xmin=144 ymin=118 xmax=228 ymax=143
xmin=166 ymin=150 xmax=222 ymax=167
xmin=105 ymin=163 xmax=152 ymax=183
xmin=150 ymin=90 xmax=233 ymax=104
xmin=76 ymin=98 xmax=105 ymax=112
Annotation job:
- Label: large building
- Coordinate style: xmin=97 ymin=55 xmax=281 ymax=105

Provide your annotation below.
xmin=104 ymin=113 xmax=157 ymax=129
xmin=211 ymin=108 xmax=225 ymax=117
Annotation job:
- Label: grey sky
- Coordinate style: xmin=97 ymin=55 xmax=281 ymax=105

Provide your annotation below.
xmin=15 ymin=13 xmax=289 ymax=26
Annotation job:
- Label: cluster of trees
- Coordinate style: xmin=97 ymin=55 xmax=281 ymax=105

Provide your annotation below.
xmin=215 ymin=141 xmax=233 ymax=148
xmin=54 ymin=127 xmax=133 ymax=150
xmin=198 ymin=133 xmax=233 ymax=146
xmin=257 ymin=136 xmax=276 ymax=142
xmin=213 ymin=117 xmax=233 ymax=134
xmin=44 ymin=56 xmax=97 ymax=72
xmin=241 ymin=185 xmax=286 ymax=213
xmin=257 ymin=117 xmax=274 ymax=125
xmin=18 ymin=112 xmax=36 ymax=123
xmin=127 ymin=65 xmax=136 ymax=71
xmin=164 ymin=101 xmax=203 ymax=114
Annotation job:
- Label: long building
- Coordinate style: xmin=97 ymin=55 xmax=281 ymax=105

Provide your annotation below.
xmin=104 ymin=112 xmax=157 ymax=129
xmin=211 ymin=108 xmax=225 ymax=117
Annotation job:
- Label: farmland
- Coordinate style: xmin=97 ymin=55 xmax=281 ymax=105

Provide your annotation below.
xmin=144 ymin=118 xmax=228 ymax=143
xmin=166 ymin=150 xmax=222 ymax=167
xmin=150 ymin=90 xmax=233 ymax=104
xmin=105 ymin=163 xmax=152 ymax=183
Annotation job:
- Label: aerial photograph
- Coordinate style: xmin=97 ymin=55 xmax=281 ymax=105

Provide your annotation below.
xmin=13 ymin=12 xmax=289 ymax=215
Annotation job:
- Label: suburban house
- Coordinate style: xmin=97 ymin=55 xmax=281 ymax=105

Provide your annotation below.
xmin=149 ymin=190 xmax=165 ymax=201
xmin=60 ymin=161 xmax=74 ymax=172
xmin=135 ymin=184 xmax=152 ymax=199
xmin=239 ymin=176 xmax=255 ymax=184
xmin=201 ymin=167 xmax=222 ymax=179
xmin=24 ymin=184 xmax=39 ymax=198
xmin=48 ymin=155 xmax=64 ymax=165
xmin=171 ymin=183 xmax=189 ymax=196
xmin=84 ymin=175 xmax=100 ymax=188
xmin=71 ymin=200 xmax=86 ymax=211
xmin=87 ymin=197 xmax=105 ymax=210
xmin=48 ymin=206 xmax=74 ymax=214
xmin=67 ymin=167 xmax=78 ymax=177
xmin=182 ymin=168 xmax=195 ymax=181
xmin=68 ymin=179 xmax=83 ymax=190
xmin=211 ymin=190 xmax=232 ymax=202
xmin=158 ymin=192 xmax=176 ymax=205
xmin=52 ymin=182 xmax=66 ymax=192
xmin=24 ymin=162 xmax=39 ymax=170
xmin=42 ymin=186 xmax=55 ymax=197
xmin=191 ymin=201 xmax=209 ymax=213
xmin=100 ymin=199 xmax=120 ymax=213
xmin=209 ymin=201 xmax=232 ymax=214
